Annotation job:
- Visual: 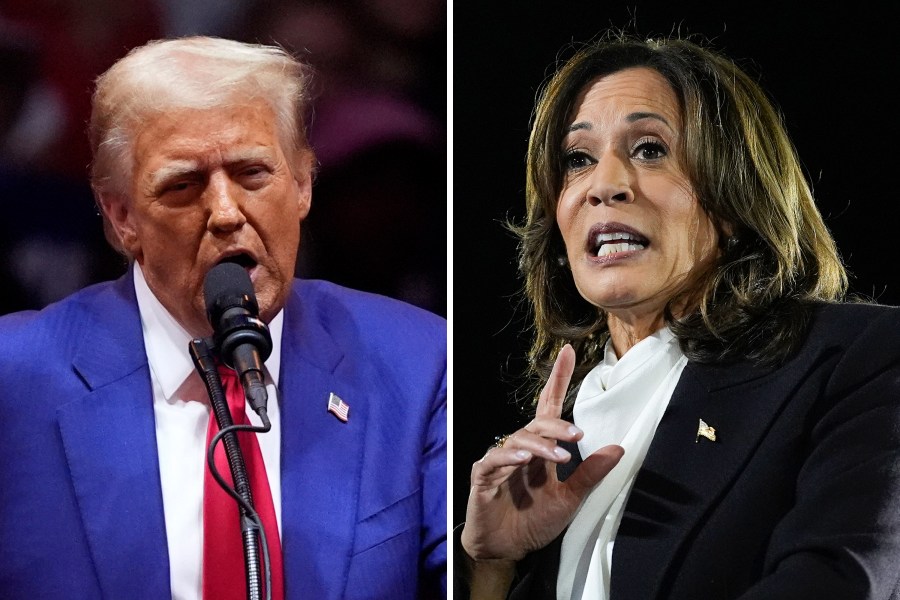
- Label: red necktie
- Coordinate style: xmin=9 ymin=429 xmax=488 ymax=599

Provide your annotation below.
xmin=203 ymin=365 xmax=284 ymax=600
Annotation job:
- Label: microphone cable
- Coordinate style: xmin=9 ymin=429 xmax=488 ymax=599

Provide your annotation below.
xmin=191 ymin=337 xmax=272 ymax=600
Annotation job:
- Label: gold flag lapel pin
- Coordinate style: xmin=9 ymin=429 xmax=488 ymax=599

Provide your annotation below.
xmin=696 ymin=418 xmax=717 ymax=443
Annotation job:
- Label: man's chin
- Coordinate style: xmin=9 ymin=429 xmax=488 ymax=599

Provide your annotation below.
xmin=257 ymin=295 xmax=286 ymax=325
xmin=254 ymin=282 xmax=291 ymax=324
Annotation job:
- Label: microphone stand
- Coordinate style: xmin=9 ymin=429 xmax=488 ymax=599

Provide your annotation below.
xmin=189 ymin=337 xmax=267 ymax=600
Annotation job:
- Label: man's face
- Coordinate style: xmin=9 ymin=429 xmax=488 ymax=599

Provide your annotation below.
xmin=103 ymin=100 xmax=312 ymax=336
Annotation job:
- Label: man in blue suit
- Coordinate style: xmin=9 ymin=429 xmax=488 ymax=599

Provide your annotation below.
xmin=0 ymin=36 xmax=446 ymax=599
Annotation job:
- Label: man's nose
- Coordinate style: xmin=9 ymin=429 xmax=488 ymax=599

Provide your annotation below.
xmin=206 ymin=173 xmax=247 ymax=233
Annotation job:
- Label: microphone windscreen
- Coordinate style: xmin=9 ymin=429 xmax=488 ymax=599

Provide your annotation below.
xmin=203 ymin=261 xmax=256 ymax=321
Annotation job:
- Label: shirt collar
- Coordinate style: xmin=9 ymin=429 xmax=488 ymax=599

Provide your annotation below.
xmin=133 ymin=262 xmax=284 ymax=400
xmin=599 ymin=327 xmax=676 ymax=391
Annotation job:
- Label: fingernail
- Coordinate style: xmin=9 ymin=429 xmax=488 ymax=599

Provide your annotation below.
xmin=515 ymin=450 xmax=531 ymax=460
xmin=567 ymin=425 xmax=582 ymax=437
xmin=553 ymin=446 xmax=571 ymax=460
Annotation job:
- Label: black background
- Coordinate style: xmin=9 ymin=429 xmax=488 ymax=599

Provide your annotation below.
xmin=452 ymin=3 xmax=900 ymax=523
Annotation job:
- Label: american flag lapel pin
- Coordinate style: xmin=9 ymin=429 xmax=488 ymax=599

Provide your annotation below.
xmin=696 ymin=418 xmax=717 ymax=443
xmin=328 ymin=392 xmax=350 ymax=423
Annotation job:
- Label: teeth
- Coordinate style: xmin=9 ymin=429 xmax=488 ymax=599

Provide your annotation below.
xmin=595 ymin=231 xmax=640 ymax=244
xmin=597 ymin=242 xmax=644 ymax=257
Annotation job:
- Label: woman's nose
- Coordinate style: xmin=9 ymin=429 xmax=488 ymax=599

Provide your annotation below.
xmin=586 ymin=152 xmax=634 ymax=206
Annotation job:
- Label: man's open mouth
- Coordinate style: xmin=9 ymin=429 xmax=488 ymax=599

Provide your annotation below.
xmin=219 ymin=252 xmax=258 ymax=270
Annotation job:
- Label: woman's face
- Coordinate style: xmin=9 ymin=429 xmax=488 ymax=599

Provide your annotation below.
xmin=556 ymin=67 xmax=719 ymax=325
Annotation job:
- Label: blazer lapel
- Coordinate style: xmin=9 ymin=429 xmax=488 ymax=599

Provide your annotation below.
xmin=610 ymin=355 xmax=810 ymax=598
xmin=59 ymin=272 xmax=170 ymax=598
xmin=279 ymin=285 xmax=368 ymax=599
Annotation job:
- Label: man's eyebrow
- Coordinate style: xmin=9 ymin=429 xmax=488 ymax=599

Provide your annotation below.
xmin=147 ymin=148 xmax=276 ymax=187
xmin=222 ymin=147 xmax=275 ymax=164
xmin=148 ymin=160 xmax=201 ymax=188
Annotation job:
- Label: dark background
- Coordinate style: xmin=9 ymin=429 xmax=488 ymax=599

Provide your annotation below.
xmin=452 ymin=3 xmax=900 ymax=523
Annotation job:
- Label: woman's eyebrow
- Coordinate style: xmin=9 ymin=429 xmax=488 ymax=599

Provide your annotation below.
xmin=566 ymin=121 xmax=592 ymax=133
xmin=566 ymin=112 xmax=672 ymax=134
xmin=626 ymin=111 xmax=672 ymax=128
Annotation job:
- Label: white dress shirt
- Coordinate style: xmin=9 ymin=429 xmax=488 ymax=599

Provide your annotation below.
xmin=558 ymin=328 xmax=687 ymax=600
xmin=133 ymin=263 xmax=283 ymax=600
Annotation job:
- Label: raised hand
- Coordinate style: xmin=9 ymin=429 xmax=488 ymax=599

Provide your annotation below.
xmin=461 ymin=344 xmax=624 ymax=565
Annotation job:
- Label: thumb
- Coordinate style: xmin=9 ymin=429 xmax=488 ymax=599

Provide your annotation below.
xmin=565 ymin=445 xmax=625 ymax=499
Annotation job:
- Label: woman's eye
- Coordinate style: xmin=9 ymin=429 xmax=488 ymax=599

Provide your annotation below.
xmin=633 ymin=140 xmax=667 ymax=161
xmin=564 ymin=150 xmax=594 ymax=171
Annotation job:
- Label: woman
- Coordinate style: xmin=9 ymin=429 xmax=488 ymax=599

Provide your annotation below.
xmin=458 ymin=33 xmax=900 ymax=599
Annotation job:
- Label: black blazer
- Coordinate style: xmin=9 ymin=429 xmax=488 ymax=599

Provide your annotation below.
xmin=459 ymin=302 xmax=900 ymax=599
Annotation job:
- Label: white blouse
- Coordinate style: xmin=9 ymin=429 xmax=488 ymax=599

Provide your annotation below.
xmin=558 ymin=328 xmax=688 ymax=600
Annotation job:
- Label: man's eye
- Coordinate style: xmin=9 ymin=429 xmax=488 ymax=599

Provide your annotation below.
xmin=564 ymin=150 xmax=594 ymax=171
xmin=633 ymin=140 xmax=667 ymax=161
xmin=239 ymin=166 xmax=271 ymax=189
xmin=159 ymin=181 xmax=196 ymax=196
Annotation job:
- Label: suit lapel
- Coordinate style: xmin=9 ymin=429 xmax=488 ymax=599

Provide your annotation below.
xmin=610 ymin=355 xmax=810 ymax=598
xmin=279 ymin=284 xmax=368 ymax=599
xmin=59 ymin=272 xmax=171 ymax=598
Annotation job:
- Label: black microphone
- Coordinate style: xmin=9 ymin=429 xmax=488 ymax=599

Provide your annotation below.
xmin=203 ymin=261 xmax=273 ymax=414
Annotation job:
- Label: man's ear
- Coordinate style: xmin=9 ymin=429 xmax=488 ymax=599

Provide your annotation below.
xmin=292 ymin=149 xmax=315 ymax=220
xmin=97 ymin=192 xmax=141 ymax=259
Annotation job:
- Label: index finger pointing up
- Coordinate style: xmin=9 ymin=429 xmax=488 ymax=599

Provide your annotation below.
xmin=536 ymin=344 xmax=575 ymax=419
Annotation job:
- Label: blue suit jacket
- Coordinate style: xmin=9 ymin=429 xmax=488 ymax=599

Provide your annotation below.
xmin=0 ymin=271 xmax=447 ymax=599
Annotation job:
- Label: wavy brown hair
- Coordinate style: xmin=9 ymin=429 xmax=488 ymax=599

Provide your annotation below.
xmin=515 ymin=33 xmax=847 ymax=409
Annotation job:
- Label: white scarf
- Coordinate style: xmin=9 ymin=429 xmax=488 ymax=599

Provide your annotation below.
xmin=557 ymin=328 xmax=687 ymax=600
